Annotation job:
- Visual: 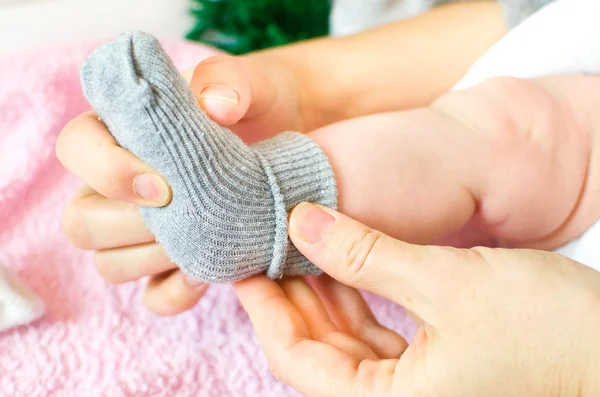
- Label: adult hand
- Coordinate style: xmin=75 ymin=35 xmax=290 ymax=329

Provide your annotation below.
xmin=234 ymin=203 xmax=600 ymax=397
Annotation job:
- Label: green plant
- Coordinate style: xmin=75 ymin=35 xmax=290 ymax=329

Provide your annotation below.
xmin=186 ymin=0 xmax=331 ymax=54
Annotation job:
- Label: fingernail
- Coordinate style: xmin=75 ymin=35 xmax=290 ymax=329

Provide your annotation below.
xmin=184 ymin=274 xmax=207 ymax=289
xmin=199 ymin=84 xmax=239 ymax=105
xmin=290 ymin=203 xmax=334 ymax=244
xmin=132 ymin=173 xmax=171 ymax=204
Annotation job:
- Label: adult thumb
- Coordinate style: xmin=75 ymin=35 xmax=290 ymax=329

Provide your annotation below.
xmin=289 ymin=203 xmax=480 ymax=317
xmin=191 ymin=54 xmax=279 ymax=128
xmin=190 ymin=54 xmax=249 ymax=126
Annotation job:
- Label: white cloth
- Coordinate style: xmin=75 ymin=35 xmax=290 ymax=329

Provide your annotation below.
xmin=555 ymin=220 xmax=600 ymax=271
xmin=454 ymin=0 xmax=600 ymax=90
xmin=0 ymin=264 xmax=45 ymax=333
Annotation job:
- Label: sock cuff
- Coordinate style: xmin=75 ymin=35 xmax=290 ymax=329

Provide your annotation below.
xmin=253 ymin=132 xmax=338 ymax=278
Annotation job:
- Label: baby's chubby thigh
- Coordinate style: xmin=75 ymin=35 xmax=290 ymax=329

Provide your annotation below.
xmin=448 ymin=75 xmax=600 ymax=267
xmin=307 ymin=75 xmax=595 ymax=249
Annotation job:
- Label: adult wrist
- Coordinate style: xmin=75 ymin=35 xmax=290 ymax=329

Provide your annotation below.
xmin=246 ymin=39 xmax=348 ymax=132
xmin=240 ymin=48 xmax=321 ymax=133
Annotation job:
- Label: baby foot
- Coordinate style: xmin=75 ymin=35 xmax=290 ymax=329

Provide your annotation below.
xmin=80 ymin=32 xmax=337 ymax=283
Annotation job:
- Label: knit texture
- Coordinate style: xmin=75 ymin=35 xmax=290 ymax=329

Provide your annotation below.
xmin=80 ymin=31 xmax=337 ymax=283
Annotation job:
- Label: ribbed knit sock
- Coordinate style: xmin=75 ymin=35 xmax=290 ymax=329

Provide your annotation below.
xmin=81 ymin=31 xmax=337 ymax=283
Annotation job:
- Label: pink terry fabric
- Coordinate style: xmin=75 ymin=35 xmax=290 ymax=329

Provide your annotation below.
xmin=0 ymin=40 xmax=415 ymax=396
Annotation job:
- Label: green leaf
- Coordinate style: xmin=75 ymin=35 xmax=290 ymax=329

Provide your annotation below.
xmin=186 ymin=0 xmax=331 ymax=54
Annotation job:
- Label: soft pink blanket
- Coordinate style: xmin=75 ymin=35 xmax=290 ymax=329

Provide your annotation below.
xmin=0 ymin=40 xmax=414 ymax=396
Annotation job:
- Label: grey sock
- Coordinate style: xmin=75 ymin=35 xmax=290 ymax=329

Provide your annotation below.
xmin=80 ymin=31 xmax=337 ymax=283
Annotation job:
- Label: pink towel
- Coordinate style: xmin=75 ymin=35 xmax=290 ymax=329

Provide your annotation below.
xmin=0 ymin=40 xmax=414 ymax=396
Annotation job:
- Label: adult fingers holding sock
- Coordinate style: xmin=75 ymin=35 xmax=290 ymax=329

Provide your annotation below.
xmin=57 ymin=37 xmax=317 ymax=315
xmin=234 ymin=205 xmax=600 ymax=397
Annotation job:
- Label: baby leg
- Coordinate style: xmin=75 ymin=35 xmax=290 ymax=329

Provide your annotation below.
xmin=311 ymin=75 xmax=599 ymax=251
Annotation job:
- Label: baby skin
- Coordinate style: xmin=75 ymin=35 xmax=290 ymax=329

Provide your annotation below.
xmin=57 ymin=34 xmax=600 ymax=314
